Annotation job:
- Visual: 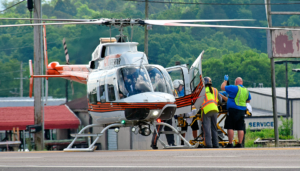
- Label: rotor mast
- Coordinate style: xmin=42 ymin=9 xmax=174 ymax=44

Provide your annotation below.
xmin=144 ymin=0 xmax=149 ymax=57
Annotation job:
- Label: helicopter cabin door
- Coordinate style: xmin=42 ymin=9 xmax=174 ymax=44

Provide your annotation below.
xmin=166 ymin=50 xmax=205 ymax=115
xmin=189 ymin=51 xmax=205 ymax=110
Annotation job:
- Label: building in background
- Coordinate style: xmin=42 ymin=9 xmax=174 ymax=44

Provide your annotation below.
xmin=246 ymin=87 xmax=299 ymax=138
xmin=0 ymin=97 xmax=82 ymax=151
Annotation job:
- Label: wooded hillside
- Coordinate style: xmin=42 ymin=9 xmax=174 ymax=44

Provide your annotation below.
xmin=0 ymin=0 xmax=300 ymax=99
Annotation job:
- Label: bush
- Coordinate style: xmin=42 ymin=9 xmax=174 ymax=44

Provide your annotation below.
xmin=278 ymin=116 xmax=293 ymax=139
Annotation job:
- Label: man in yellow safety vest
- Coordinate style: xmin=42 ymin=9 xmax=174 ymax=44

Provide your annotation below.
xmin=221 ymin=76 xmax=251 ymax=148
xmin=201 ymin=77 xmax=223 ymax=148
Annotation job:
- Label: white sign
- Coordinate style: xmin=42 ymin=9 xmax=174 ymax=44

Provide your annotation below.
xmin=272 ymin=30 xmax=300 ymax=58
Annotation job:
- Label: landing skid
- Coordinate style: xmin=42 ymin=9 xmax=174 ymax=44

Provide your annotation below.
xmin=153 ymin=122 xmax=199 ymax=149
xmin=63 ymin=123 xmax=123 ymax=152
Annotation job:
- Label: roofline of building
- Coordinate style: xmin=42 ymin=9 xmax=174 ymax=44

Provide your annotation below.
xmin=249 ymin=90 xmax=300 ymax=100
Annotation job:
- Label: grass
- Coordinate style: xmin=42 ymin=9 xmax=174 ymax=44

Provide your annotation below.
xmin=245 ymin=128 xmax=274 ymax=147
xmin=244 ymin=117 xmax=295 ymax=147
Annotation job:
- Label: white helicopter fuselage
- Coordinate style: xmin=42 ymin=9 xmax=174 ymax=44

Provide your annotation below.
xmin=87 ymin=40 xmax=177 ymax=125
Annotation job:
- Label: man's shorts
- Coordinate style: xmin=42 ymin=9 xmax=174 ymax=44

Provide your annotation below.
xmin=224 ymin=108 xmax=245 ymax=130
xmin=181 ymin=117 xmax=199 ymax=132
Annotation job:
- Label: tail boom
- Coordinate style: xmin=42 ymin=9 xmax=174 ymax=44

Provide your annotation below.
xmin=28 ymin=60 xmax=90 ymax=97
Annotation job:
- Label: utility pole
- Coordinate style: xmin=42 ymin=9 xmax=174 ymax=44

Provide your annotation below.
xmin=20 ymin=61 xmax=23 ymax=97
xmin=14 ymin=61 xmax=27 ymax=97
xmin=266 ymin=0 xmax=279 ymax=147
xmin=285 ymin=62 xmax=289 ymax=119
xmin=33 ymin=0 xmax=43 ymax=151
xmin=144 ymin=0 xmax=148 ymax=57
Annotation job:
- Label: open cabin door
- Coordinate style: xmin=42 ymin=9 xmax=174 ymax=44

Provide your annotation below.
xmin=166 ymin=51 xmax=205 ymax=115
xmin=189 ymin=51 xmax=205 ymax=111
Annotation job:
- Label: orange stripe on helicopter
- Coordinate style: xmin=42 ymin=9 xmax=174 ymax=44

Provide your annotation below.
xmin=88 ymin=102 xmax=174 ymax=112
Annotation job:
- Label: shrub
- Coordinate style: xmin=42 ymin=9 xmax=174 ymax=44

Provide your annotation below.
xmin=278 ymin=116 xmax=293 ymax=139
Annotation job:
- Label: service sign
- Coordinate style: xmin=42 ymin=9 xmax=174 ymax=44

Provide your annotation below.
xmin=245 ymin=117 xmax=283 ymax=130
xmin=272 ymin=30 xmax=300 ymax=58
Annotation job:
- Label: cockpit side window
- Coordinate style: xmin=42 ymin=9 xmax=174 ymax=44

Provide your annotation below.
xmin=105 ymin=73 xmax=116 ymax=102
xmin=88 ymin=81 xmax=97 ymax=105
xmin=118 ymin=71 xmax=129 ymax=99
xmin=145 ymin=66 xmax=172 ymax=95
xmin=118 ymin=67 xmax=152 ymax=97
xmin=99 ymin=75 xmax=106 ymax=102
xmin=101 ymin=46 xmax=106 ymax=58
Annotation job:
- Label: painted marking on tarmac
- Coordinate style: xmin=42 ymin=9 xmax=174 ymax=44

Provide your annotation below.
xmin=131 ymin=147 xmax=300 ymax=152
xmin=1 ymin=147 xmax=300 ymax=154
xmin=0 ymin=166 xmax=300 ymax=169
xmin=175 ymin=156 xmax=238 ymax=158
xmin=0 ymin=157 xmax=42 ymax=159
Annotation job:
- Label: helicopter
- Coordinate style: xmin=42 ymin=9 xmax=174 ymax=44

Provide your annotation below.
xmin=1 ymin=17 xmax=300 ymax=152
xmin=22 ymin=18 xmax=213 ymax=151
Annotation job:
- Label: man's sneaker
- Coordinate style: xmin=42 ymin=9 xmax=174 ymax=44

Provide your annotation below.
xmin=151 ymin=144 xmax=158 ymax=149
xmin=225 ymin=143 xmax=233 ymax=148
xmin=234 ymin=143 xmax=243 ymax=148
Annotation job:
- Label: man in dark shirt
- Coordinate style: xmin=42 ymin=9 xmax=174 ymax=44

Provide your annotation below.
xmin=221 ymin=76 xmax=251 ymax=148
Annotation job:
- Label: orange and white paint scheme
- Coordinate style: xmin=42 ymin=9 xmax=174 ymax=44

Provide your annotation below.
xmin=28 ymin=26 xmax=205 ymax=151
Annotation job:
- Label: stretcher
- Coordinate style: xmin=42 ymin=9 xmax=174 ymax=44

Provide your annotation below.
xmin=176 ymin=103 xmax=252 ymax=147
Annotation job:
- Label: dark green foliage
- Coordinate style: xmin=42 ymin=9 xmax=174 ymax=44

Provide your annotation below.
xmin=1 ymin=0 xmax=300 ymax=100
xmin=279 ymin=116 xmax=294 ymax=140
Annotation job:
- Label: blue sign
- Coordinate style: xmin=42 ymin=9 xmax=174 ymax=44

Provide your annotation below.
xmin=249 ymin=122 xmax=274 ymax=128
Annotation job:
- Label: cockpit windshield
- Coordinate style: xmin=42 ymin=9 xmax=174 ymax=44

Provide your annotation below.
xmin=145 ymin=66 xmax=173 ymax=95
xmin=118 ymin=66 xmax=152 ymax=98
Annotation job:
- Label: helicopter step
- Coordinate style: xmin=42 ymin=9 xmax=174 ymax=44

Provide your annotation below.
xmin=153 ymin=122 xmax=199 ymax=149
xmin=64 ymin=123 xmax=123 ymax=152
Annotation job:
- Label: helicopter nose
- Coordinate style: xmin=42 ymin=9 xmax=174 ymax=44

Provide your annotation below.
xmin=141 ymin=92 xmax=175 ymax=103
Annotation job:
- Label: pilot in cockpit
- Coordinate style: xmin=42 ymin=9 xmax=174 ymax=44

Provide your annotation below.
xmin=148 ymin=67 xmax=165 ymax=92
xmin=123 ymin=68 xmax=137 ymax=94
xmin=122 ymin=67 xmax=145 ymax=96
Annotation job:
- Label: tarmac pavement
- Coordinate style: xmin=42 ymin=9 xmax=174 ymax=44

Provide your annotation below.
xmin=0 ymin=147 xmax=299 ymax=171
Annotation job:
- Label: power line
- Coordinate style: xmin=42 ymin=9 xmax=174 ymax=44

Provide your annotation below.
xmin=0 ymin=27 xmax=119 ymax=51
xmin=0 ymin=70 xmax=26 ymax=75
xmin=0 ymin=0 xmax=26 ymax=13
xmin=0 ymin=88 xmax=17 ymax=92
xmin=123 ymin=0 xmax=300 ymax=5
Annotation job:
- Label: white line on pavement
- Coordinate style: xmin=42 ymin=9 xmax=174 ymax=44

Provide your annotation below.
xmin=0 ymin=166 xmax=300 ymax=169
xmin=175 ymin=156 xmax=238 ymax=157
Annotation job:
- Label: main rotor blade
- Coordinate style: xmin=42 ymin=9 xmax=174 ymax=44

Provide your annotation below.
xmin=145 ymin=19 xmax=255 ymax=24
xmin=0 ymin=20 xmax=106 ymax=28
xmin=152 ymin=22 xmax=300 ymax=31
xmin=0 ymin=17 xmax=97 ymax=22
